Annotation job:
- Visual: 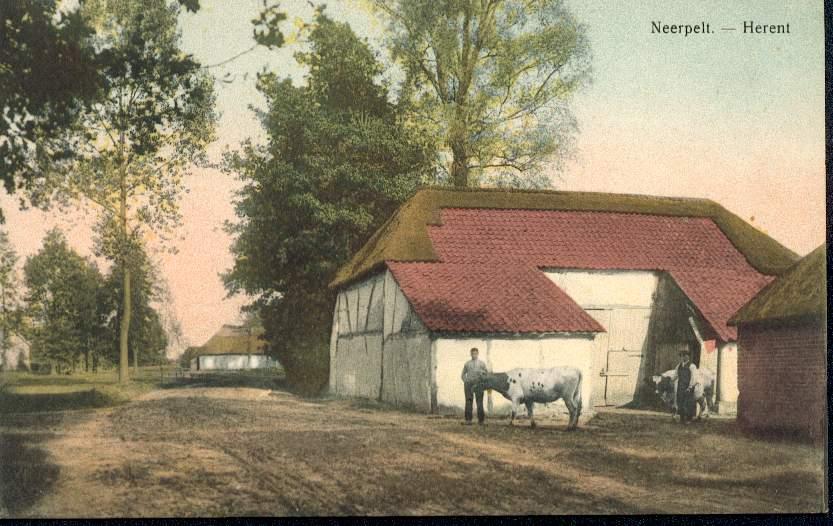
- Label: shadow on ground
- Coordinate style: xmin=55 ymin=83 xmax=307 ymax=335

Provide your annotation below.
xmin=0 ymin=389 xmax=116 ymax=414
xmin=0 ymin=433 xmax=60 ymax=516
xmin=164 ymin=371 xmax=287 ymax=392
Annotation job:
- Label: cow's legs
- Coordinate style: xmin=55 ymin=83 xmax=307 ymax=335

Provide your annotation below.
xmin=569 ymin=391 xmax=582 ymax=430
xmin=525 ymin=400 xmax=536 ymax=429
xmin=697 ymin=397 xmax=707 ymax=419
xmin=704 ymin=387 xmax=715 ymax=415
xmin=509 ymin=399 xmax=519 ymax=426
xmin=564 ymin=397 xmax=577 ymax=430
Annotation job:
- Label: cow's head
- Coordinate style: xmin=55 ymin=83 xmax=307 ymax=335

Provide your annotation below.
xmin=652 ymin=375 xmax=675 ymax=407
xmin=476 ymin=373 xmax=510 ymax=396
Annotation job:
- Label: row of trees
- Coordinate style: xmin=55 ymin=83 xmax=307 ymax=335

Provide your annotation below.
xmin=223 ymin=2 xmax=591 ymax=391
xmin=0 ymin=228 xmax=168 ymax=373
xmin=2 ymin=0 xmax=214 ymax=381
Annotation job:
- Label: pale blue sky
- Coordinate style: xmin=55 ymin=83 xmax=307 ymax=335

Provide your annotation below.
xmin=5 ymin=0 xmax=825 ymax=349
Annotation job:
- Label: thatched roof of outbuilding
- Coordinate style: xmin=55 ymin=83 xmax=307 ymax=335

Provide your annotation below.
xmin=730 ymin=244 xmax=826 ymax=325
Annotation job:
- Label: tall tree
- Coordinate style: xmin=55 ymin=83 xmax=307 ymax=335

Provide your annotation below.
xmin=371 ymin=0 xmax=591 ymax=187
xmin=0 ymin=1 xmax=98 ymax=207
xmin=23 ymin=229 xmax=107 ymax=373
xmin=0 ymin=0 xmax=201 ymax=219
xmin=224 ymin=12 xmax=434 ymax=392
xmin=28 ymin=0 xmax=216 ymax=383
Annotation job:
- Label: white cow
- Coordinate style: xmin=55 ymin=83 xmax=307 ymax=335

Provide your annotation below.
xmin=476 ymin=366 xmax=583 ymax=430
xmin=651 ymin=366 xmax=716 ymax=419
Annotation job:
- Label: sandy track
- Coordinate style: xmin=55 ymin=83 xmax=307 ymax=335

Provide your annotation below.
xmin=1 ymin=386 xmax=826 ymax=517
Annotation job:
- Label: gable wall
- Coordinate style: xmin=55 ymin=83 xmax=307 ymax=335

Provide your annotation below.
xmin=330 ymin=270 xmax=431 ymax=411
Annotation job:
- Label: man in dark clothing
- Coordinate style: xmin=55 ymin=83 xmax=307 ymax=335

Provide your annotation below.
xmin=461 ymin=347 xmax=489 ymax=424
xmin=676 ymin=350 xmax=698 ymax=423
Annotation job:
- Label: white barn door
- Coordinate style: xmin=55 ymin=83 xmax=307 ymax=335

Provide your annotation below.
xmin=587 ymin=308 xmax=651 ymax=406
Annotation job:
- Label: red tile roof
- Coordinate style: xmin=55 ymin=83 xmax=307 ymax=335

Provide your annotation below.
xmin=387 ymin=262 xmax=605 ymax=334
xmin=387 ymin=208 xmax=774 ymax=340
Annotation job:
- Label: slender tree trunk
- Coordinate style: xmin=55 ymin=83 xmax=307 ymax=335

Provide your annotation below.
xmin=1 ymin=282 xmax=7 ymax=372
xmin=120 ymin=265 xmax=131 ymax=382
xmin=450 ymin=138 xmax=469 ymax=187
xmin=449 ymin=107 xmax=470 ymax=187
xmin=133 ymin=341 xmax=138 ymax=376
xmin=118 ymin=143 xmax=131 ymax=384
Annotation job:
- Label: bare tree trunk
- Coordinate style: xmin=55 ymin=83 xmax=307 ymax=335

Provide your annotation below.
xmin=450 ymin=139 xmax=470 ymax=187
xmin=133 ymin=342 xmax=138 ymax=376
xmin=118 ymin=149 xmax=131 ymax=384
xmin=120 ymin=265 xmax=131 ymax=383
xmin=117 ymin=117 xmax=133 ymax=384
xmin=1 ymin=282 xmax=7 ymax=372
xmin=449 ymin=108 xmax=471 ymax=187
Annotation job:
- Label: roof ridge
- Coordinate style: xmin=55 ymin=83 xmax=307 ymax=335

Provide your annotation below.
xmin=415 ymin=185 xmax=719 ymax=203
xmin=330 ymin=186 xmax=799 ymax=289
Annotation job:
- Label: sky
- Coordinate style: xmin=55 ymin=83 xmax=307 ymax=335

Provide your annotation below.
xmin=1 ymin=0 xmax=825 ymax=353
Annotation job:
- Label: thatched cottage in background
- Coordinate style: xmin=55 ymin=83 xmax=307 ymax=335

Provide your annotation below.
xmin=328 ymin=187 xmax=799 ymax=416
xmin=189 ymin=324 xmax=279 ymax=371
xmin=730 ymin=244 xmax=827 ymax=440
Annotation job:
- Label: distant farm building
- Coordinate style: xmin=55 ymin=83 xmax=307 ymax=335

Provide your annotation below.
xmin=189 ymin=324 xmax=279 ymax=371
xmin=730 ymin=243 xmax=826 ymax=439
xmin=0 ymin=330 xmax=30 ymax=371
xmin=328 ymin=188 xmax=798 ymax=416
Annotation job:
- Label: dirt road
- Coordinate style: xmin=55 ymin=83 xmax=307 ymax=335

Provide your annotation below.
xmin=1 ymin=386 xmax=826 ymax=516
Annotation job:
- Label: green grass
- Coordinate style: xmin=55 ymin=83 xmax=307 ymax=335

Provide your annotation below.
xmin=0 ymin=367 xmax=174 ymax=414
xmin=0 ymin=366 xmax=288 ymax=413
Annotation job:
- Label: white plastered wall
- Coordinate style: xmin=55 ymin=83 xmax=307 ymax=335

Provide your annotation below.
xmin=197 ymin=354 xmax=278 ymax=370
xmin=543 ymin=270 xmax=658 ymax=308
xmin=434 ymin=336 xmax=595 ymax=417
xmin=718 ymin=342 xmax=739 ymax=412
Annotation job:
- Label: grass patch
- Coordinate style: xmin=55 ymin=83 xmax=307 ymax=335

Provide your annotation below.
xmin=0 ymin=367 xmax=288 ymax=414
xmin=0 ymin=369 xmax=167 ymax=414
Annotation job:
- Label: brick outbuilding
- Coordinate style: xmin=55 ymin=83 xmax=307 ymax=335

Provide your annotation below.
xmin=730 ymin=244 xmax=826 ymax=440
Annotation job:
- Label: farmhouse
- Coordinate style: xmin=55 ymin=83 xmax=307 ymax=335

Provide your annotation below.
xmin=328 ymin=188 xmax=798 ymax=416
xmin=0 ymin=329 xmax=30 ymax=371
xmin=730 ymin=243 xmax=826 ymax=439
xmin=189 ymin=324 xmax=279 ymax=371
